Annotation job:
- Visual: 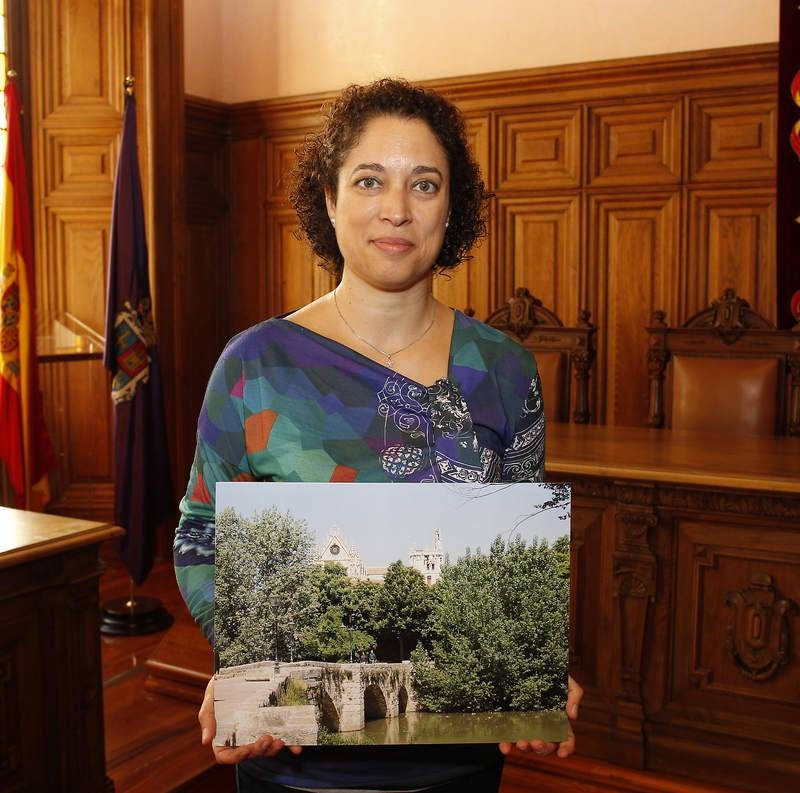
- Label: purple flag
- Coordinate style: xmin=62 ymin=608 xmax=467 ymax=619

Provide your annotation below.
xmin=103 ymin=94 xmax=172 ymax=585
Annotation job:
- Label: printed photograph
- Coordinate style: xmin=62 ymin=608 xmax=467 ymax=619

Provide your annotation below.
xmin=214 ymin=482 xmax=570 ymax=747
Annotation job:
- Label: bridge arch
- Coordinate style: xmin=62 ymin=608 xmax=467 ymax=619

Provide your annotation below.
xmin=398 ymin=685 xmax=409 ymax=714
xmin=318 ymin=687 xmax=340 ymax=732
xmin=363 ymin=684 xmax=388 ymax=721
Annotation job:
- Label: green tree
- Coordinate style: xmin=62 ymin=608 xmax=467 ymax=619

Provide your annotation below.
xmin=411 ymin=535 xmax=569 ymax=713
xmin=215 ymin=507 xmax=318 ymax=667
xmin=349 ymin=579 xmax=383 ymax=637
xmin=299 ymin=606 xmax=376 ymax=662
xmin=307 ymin=562 xmax=354 ymax=614
xmin=378 ymin=561 xmax=432 ymax=660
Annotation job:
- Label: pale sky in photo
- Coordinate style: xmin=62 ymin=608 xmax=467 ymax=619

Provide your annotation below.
xmin=217 ymin=483 xmax=569 ymax=567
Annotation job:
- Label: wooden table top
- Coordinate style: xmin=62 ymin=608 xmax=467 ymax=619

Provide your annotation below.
xmin=546 ymin=423 xmax=800 ymax=494
xmin=0 ymin=507 xmax=123 ymax=568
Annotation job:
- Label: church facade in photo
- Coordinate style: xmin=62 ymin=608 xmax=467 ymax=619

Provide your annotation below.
xmin=315 ymin=528 xmax=444 ymax=585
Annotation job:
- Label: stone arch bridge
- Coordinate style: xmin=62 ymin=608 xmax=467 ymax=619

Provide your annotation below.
xmin=303 ymin=661 xmax=418 ymax=732
xmin=214 ymin=660 xmax=418 ymax=745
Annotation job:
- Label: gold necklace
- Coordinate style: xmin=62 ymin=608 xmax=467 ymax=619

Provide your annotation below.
xmin=333 ymin=288 xmax=436 ymax=370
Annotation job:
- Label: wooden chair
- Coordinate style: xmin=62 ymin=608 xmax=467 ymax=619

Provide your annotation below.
xmin=646 ymin=288 xmax=800 ymax=436
xmin=486 ymin=287 xmax=595 ymax=423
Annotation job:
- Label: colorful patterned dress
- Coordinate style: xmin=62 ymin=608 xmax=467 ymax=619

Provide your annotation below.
xmin=174 ymin=310 xmax=544 ymax=791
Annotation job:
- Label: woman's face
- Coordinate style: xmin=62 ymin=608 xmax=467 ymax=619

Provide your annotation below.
xmin=326 ymin=114 xmax=450 ymax=292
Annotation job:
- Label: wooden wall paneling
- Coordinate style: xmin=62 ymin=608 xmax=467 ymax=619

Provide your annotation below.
xmin=230 ymin=135 xmax=268 ymax=335
xmin=688 ymin=90 xmax=777 ymax=184
xmin=224 ymin=45 xmax=778 ymax=431
xmin=686 ymin=187 xmax=777 ymax=323
xmin=496 ymin=105 xmax=581 ymax=191
xmin=184 ymin=98 xmax=232 ymax=469
xmin=496 ymin=195 xmax=581 ymax=326
xmin=433 ymin=113 xmax=492 ymax=317
xmin=430 ymin=46 xmax=777 ymax=114
xmin=587 ymin=192 xmax=680 ymax=426
xmin=265 ymin=132 xmax=306 ymax=204
xmin=267 ymin=207 xmax=321 ymax=316
xmin=29 ymin=0 xmax=129 ymax=520
xmin=587 ymin=99 xmax=682 ymax=187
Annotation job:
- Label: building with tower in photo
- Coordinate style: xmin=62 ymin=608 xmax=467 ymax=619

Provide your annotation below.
xmin=315 ymin=528 xmax=444 ymax=585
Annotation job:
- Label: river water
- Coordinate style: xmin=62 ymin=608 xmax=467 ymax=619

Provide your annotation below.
xmin=350 ymin=709 xmax=568 ymax=745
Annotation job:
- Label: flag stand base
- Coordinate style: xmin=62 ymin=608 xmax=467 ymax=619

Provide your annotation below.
xmin=100 ymin=595 xmax=174 ymax=636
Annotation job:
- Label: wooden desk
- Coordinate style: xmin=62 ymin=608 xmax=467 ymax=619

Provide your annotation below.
xmin=542 ymin=425 xmax=800 ymax=792
xmin=0 ymin=507 xmax=122 ymax=792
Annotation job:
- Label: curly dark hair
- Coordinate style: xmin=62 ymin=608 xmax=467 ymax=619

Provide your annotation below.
xmin=289 ymin=78 xmax=490 ymax=279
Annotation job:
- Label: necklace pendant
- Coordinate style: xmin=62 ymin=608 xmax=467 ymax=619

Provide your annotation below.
xmin=386 ymin=355 xmax=394 ymax=369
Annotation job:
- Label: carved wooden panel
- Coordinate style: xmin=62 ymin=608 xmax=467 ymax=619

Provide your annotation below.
xmin=432 ymin=208 xmax=493 ymax=320
xmin=431 ymin=114 xmax=492 ymax=318
xmin=587 ymin=193 xmax=679 ymax=426
xmin=673 ymin=520 xmax=800 ymax=718
xmin=34 ymin=0 xmax=127 ymax=120
xmin=266 ymin=133 xmax=304 ymax=204
xmin=688 ymin=92 xmax=777 ymax=183
xmin=267 ymin=208 xmax=331 ymax=316
xmin=44 ymin=131 xmax=118 ymax=199
xmin=686 ymin=188 xmax=776 ymax=323
xmin=495 ymin=195 xmax=580 ymax=325
xmin=587 ymin=100 xmax=681 ymax=186
xmin=29 ymin=0 xmax=133 ymax=519
xmin=464 ymin=114 xmax=491 ymax=188
xmin=497 ymin=106 xmax=581 ymax=190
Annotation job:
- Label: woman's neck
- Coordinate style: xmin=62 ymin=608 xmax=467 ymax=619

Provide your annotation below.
xmin=334 ymin=270 xmax=436 ymax=353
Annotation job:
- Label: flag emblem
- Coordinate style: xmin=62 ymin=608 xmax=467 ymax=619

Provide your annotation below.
xmin=111 ymin=299 xmax=152 ymax=404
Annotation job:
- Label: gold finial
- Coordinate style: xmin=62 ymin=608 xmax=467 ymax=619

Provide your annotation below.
xmin=6 ymin=69 xmax=17 ymax=81
xmin=124 ymin=75 xmax=135 ymax=96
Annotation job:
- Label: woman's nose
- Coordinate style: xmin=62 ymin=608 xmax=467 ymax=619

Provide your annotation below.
xmin=380 ymin=185 xmax=411 ymax=226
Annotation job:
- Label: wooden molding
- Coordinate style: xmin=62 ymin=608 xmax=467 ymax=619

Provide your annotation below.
xmin=587 ymin=100 xmax=682 ymax=187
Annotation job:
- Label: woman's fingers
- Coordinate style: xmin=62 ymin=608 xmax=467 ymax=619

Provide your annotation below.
xmin=198 ymin=677 xmax=217 ymax=745
xmin=556 ymin=722 xmax=576 ymax=758
xmin=566 ymin=674 xmax=583 ymax=720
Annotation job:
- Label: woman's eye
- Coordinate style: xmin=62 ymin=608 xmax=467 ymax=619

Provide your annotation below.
xmin=357 ymin=177 xmax=380 ymax=189
xmin=414 ymin=180 xmax=438 ymax=194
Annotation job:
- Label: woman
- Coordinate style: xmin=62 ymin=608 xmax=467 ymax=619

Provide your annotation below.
xmin=175 ymin=78 xmax=582 ymax=792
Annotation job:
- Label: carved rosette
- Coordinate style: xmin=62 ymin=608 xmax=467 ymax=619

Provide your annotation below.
xmin=724 ymin=573 xmax=796 ymax=681
xmin=613 ymin=489 xmax=658 ymax=703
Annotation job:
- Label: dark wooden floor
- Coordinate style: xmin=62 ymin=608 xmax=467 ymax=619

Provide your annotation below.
xmin=99 ymin=552 xmax=738 ymax=793
xmin=100 ymin=549 xmax=235 ymax=792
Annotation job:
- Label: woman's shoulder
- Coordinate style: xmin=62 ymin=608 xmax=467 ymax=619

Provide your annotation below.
xmin=217 ymin=316 xmax=292 ymax=362
xmin=451 ymin=310 xmax=538 ymax=379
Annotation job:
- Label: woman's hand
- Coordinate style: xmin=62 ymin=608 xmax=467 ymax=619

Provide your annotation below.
xmin=199 ymin=677 xmax=303 ymax=763
xmin=499 ymin=675 xmax=582 ymax=759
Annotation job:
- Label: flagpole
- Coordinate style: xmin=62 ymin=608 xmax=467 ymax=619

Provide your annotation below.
xmin=99 ymin=74 xmax=173 ymax=637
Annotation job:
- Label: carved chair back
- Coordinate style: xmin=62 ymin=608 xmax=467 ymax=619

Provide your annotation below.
xmin=646 ymin=288 xmax=800 ymax=436
xmin=486 ymin=287 xmax=595 ymax=423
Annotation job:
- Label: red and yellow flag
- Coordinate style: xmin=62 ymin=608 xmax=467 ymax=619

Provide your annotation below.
xmin=0 ymin=80 xmax=54 ymax=508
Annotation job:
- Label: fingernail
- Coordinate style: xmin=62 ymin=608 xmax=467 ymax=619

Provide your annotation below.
xmin=201 ymin=729 xmax=208 ymax=743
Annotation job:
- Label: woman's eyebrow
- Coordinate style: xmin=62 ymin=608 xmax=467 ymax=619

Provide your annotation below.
xmin=350 ymin=162 xmax=384 ymax=176
xmin=411 ymin=165 xmax=443 ymax=178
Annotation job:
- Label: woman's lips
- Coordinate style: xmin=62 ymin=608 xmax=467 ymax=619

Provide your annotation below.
xmin=372 ymin=238 xmax=415 ymax=254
